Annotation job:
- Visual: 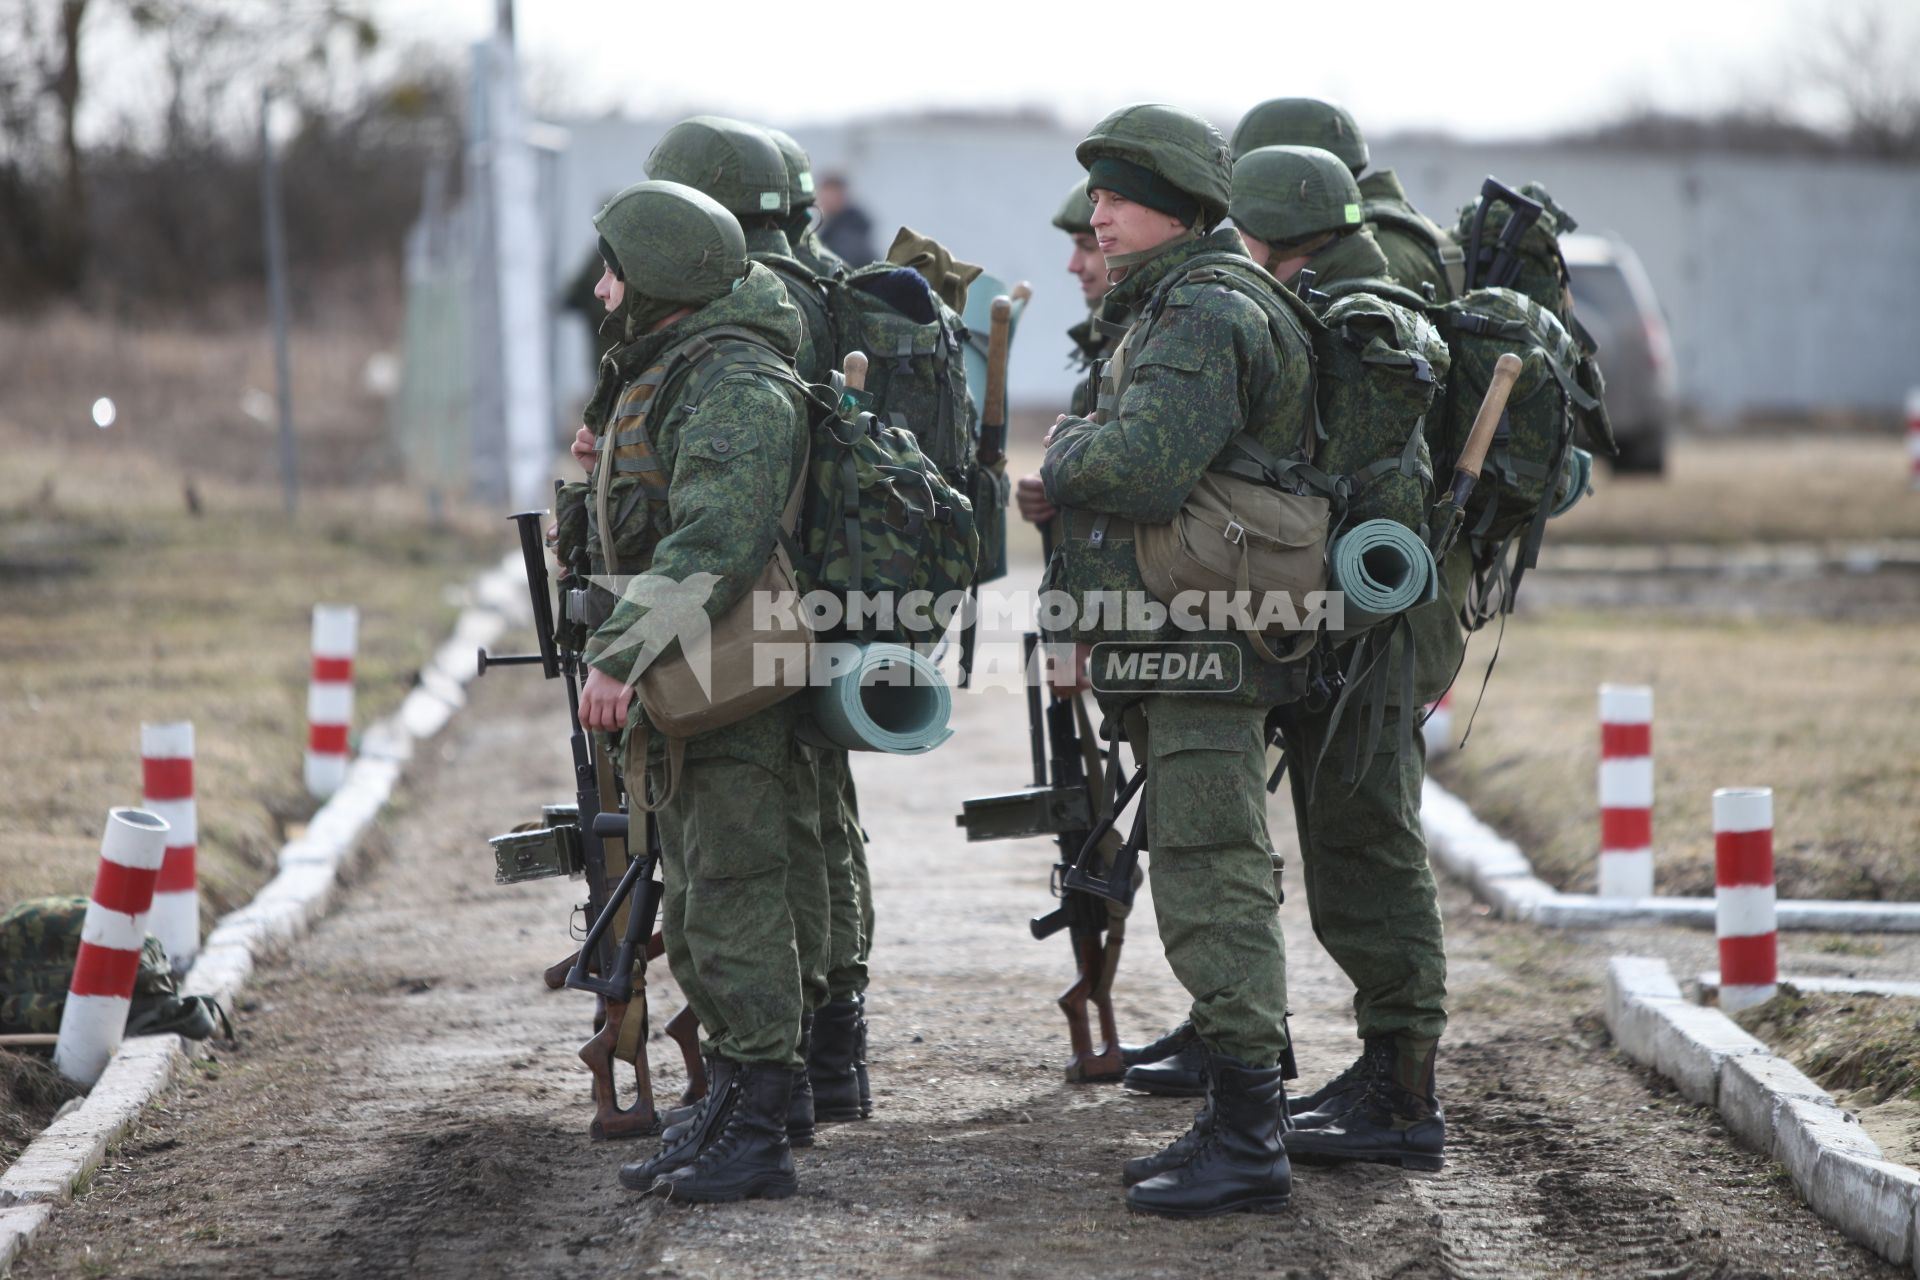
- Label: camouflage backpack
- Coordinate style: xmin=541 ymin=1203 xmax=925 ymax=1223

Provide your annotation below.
xmin=1431 ymin=286 xmax=1613 ymax=622
xmin=789 ymin=374 xmax=981 ymax=645
xmin=0 ymin=897 xmax=225 ymax=1039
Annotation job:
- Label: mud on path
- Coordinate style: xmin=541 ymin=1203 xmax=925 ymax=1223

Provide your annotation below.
xmin=18 ymin=641 xmax=1904 ymax=1278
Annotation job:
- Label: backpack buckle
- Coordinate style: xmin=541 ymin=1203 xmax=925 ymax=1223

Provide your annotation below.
xmin=1224 ymin=520 xmax=1246 ymax=545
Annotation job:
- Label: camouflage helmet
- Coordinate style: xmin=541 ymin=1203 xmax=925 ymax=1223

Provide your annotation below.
xmin=1231 ymin=97 xmax=1369 ymax=174
xmin=1050 ymin=178 xmax=1095 ymax=236
xmin=762 ymin=126 xmax=817 ymax=210
xmin=1075 ymin=103 xmax=1233 ymax=226
xmin=646 ymin=115 xmax=790 ymax=220
xmin=592 ymin=181 xmax=747 ymax=306
xmin=1230 ymin=145 xmax=1364 ymax=247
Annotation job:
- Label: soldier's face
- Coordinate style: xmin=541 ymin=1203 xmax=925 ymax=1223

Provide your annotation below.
xmin=1089 ymin=188 xmax=1188 ymax=263
xmin=1067 ymin=232 xmax=1109 ymax=304
xmin=594 ymin=266 xmax=625 ymax=313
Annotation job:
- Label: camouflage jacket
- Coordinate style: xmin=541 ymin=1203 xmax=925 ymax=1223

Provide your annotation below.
xmin=744 ymin=225 xmax=834 ymax=385
xmin=1065 ymin=312 xmax=1114 ymax=419
xmin=1286 ymin=222 xmax=1467 ymax=708
xmin=1358 ymin=169 xmax=1455 ymax=304
xmin=1284 ymin=225 xmax=1393 ymax=299
xmin=580 ymin=262 xmax=808 ymax=687
xmin=792 ymin=219 xmax=851 ymax=279
xmin=1042 ymin=226 xmax=1315 ymax=709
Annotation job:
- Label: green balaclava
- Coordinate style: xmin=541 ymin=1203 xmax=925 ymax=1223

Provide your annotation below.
xmin=645 ymin=116 xmax=790 ymax=222
xmin=592 ymin=180 xmax=748 ymax=342
xmin=1230 ymin=97 xmax=1369 ymax=174
xmin=1230 ymin=145 xmax=1364 ymax=266
xmin=1075 ymin=103 xmax=1233 ymax=272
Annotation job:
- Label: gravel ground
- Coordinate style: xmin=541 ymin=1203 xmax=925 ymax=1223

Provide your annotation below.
xmin=12 ymin=614 xmax=1905 ymax=1279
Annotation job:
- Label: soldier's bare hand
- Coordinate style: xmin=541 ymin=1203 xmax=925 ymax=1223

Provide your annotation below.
xmin=1014 ymin=474 xmax=1056 ymax=525
xmin=578 ymin=666 xmax=632 ymax=732
xmin=1041 ymin=413 xmax=1070 ymax=447
xmin=571 ymin=426 xmax=598 ymax=475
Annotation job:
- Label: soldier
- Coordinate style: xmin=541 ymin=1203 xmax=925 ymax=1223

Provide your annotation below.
xmin=641 ymin=114 xmax=859 ymax=1140
xmin=1011 ymin=179 xmax=1114 ymax=526
xmin=764 ymin=126 xmax=850 ymax=278
xmin=1227 ymin=143 xmax=1455 ymax=1173
xmin=567 ymin=179 xmax=810 ymax=1204
xmin=1039 ymin=103 xmax=1309 ymax=1217
xmin=1231 ymin=97 xmax=1456 ymax=303
xmin=645 ymin=115 xmax=878 ymax=1127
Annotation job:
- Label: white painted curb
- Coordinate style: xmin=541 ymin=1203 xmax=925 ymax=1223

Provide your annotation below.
xmin=0 ymin=552 xmax=524 ymax=1273
xmin=1421 ymin=778 xmax=1920 ymax=932
xmin=1605 ymin=956 xmax=1920 ymax=1272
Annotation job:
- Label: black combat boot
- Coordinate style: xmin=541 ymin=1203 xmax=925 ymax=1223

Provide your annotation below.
xmin=1283 ymin=1037 xmax=1444 ymax=1171
xmin=1121 ymin=1060 xmax=1215 ymax=1186
xmin=1126 ymin=1050 xmax=1292 ymax=1218
xmin=809 ymin=995 xmax=872 ymax=1122
xmin=1119 ymin=1019 xmax=1196 ymax=1070
xmin=1287 ymin=1037 xmax=1389 ymax=1126
xmin=789 ymin=1011 xmax=816 ymax=1148
xmin=618 ymin=1056 xmax=735 ymax=1190
xmin=1122 ymin=1035 xmax=1206 ymax=1096
xmin=652 ymin=1061 xmax=798 ymax=1204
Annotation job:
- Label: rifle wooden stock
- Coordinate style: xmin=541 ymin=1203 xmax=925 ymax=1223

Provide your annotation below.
xmin=1059 ymin=928 xmax=1124 ymax=1083
xmin=580 ymin=995 xmax=661 ymax=1141
xmin=664 ymin=1005 xmax=707 ymax=1105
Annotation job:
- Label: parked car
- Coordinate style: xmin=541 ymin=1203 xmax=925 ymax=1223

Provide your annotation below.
xmin=1563 ymin=233 xmax=1676 ymax=474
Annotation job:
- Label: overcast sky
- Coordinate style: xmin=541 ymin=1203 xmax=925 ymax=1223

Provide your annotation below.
xmin=362 ymin=0 xmax=1854 ymax=138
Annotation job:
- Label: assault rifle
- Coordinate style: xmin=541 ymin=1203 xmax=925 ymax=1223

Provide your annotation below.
xmin=1461 ymin=177 xmax=1546 ymax=293
xmin=478 ymin=499 xmax=705 ymax=1139
xmin=955 ymin=524 xmax=1138 ymax=1082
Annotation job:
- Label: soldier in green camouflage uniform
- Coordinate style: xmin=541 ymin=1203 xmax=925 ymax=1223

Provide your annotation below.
xmin=765 ymin=126 xmax=850 ymax=279
xmin=643 ymin=118 xmax=844 ymax=1135
xmin=645 ymin=116 xmax=876 ymax=1127
xmin=1228 ymin=144 xmax=1454 ymax=1172
xmin=567 ymin=180 xmax=808 ymax=1204
xmin=1231 ymin=98 xmax=1456 ymax=303
xmin=1039 ymin=104 xmax=1307 ymax=1218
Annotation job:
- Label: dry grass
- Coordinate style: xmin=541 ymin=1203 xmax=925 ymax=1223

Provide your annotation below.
xmin=0 ymin=1049 xmax=83 ymax=1166
xmin=0 ymin=438 xmax=503 ymax=923
xmin=1733 ymin=987 xmax=1920 ymax=1107
xmin=1552 ymin=434 xmax=1920 ymax=545
xmin=1431 ymin=608 xmax=1920 ymax=901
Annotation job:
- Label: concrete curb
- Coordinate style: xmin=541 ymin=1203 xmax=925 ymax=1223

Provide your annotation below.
xmin=1605 ymin=956 xmax=1920 ymax=1273
xmin=0 ymin=552 xmax=524 ymax=1272
xmin=1420 ymin=778 xmax=1920 ymax=932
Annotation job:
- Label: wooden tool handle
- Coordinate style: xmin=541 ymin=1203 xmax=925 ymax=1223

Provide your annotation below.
xmin=1457 ymin=352 xmax=1523 ymax=481
xmin=983 ymin=296 xmax=1013 ymax=430
xmin=1010 ymin=281 xmax=1032 ymax=305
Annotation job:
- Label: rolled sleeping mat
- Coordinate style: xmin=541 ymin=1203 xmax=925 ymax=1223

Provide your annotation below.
xmin=803 ymin=642 xmax=955 ymax=755
xmin=1328 ymin=519 xmax=1439 ymax=631
xmin=1550 ymin=446 xmax=1594 ymax=518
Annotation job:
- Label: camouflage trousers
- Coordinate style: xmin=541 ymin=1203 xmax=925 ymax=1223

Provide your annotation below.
xmin=1276 ymin=702 xmax=1448 ymax=1045
xmin=1141 ymin=694 xmax=1291 ymax=1068
xmin=650 ymin=700 xmax=807 ymax=1069
xmin=817 ymin=749 xmax=873 ymax=1000
xmin=788 ymin=747 xmax=831 ymax=1015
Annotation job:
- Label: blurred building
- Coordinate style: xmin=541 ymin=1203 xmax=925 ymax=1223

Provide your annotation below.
xmin=539 ymin=112 xmax=1920 ymax=425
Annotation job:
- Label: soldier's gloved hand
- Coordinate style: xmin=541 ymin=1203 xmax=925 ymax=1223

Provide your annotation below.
xmin=571 ymin=426 xmax=598 ymax=475
xmin=1014 ymin=474 xmax=1056 ymax=525
xmin=578 ymin=666 xmax=633 ymax=731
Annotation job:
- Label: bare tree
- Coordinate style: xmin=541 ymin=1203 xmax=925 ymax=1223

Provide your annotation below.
xmin=1798 ymin=0 xmax=1920 ymax=158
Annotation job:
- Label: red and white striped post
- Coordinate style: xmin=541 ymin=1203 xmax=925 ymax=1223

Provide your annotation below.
xmin=1423 ymin=687 xmax=1455 ymax=756
xmin=1714 ymin=787 xmax=1778 ymax=1012
xmin=141 ymin=721 xmax=199 ymax=973
xmin=52 ymin=807 xmax=171 ymax=1085
xmin=1598 ymin=684 xmax=1654 ymax=899
xmin=1906 ymin=389 xmax=1920 ymax=490
xmin=305 ymin=604 xmax=358 ymax=798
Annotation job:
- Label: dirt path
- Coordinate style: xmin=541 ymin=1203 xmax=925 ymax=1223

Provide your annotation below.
xmin=16 ymin=632 xmax=1903 ymax=1278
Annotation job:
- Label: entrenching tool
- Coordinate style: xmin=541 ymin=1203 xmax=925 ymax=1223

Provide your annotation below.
xmin=1429 ymin=352 xmax=1523 ymax=563
xmin=478 ymin=505 xmax=704 ymax=1139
